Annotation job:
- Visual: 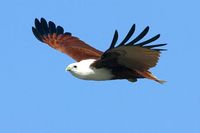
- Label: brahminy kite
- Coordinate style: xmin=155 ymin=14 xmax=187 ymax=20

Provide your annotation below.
xmin=32 ymin=18 xmax=166 ymax=84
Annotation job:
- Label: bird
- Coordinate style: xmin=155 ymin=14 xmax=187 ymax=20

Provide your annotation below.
xmin=32 ymin=18 xmax=166 ymax=84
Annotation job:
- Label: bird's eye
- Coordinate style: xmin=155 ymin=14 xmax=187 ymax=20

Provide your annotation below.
xmin=73 ymin=65 xmax=77 ymax=68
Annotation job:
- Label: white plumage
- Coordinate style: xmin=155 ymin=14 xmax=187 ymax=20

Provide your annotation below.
xmin=66 ymin=59 xmax=114 ymax=80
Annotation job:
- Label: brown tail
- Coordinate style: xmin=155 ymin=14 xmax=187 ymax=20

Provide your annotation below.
xmin=135 ymin=70 xmax=166 ymax=84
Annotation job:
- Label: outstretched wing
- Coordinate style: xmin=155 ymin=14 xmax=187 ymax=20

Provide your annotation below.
xmin=32 ymin=18 xmax=103 ymax=61
xmin=92 ymin=24 xmax=166 ymax=71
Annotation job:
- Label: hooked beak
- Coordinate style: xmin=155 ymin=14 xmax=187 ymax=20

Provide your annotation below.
xmin=65 ymin=66 xmax=71 ymax=71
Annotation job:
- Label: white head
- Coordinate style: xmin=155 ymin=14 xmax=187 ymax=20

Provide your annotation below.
xmin=65 ymin=59 xmax=113 ymax=80
xmin=65 ymin=59 xmax=96 ymax=79
xmin=66 ymin=62 xmax=79 ymax=73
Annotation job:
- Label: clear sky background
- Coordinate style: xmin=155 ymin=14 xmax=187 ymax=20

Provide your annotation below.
xmin=0 ymin=0 xmax=199 ymax=133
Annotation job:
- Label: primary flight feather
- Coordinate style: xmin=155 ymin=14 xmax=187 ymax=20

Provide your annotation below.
xmin=32 ymin=18 xmax=166 ymax=84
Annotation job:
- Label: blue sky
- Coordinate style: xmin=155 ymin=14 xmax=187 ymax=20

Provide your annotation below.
xmin=0 ymin=0 xmax=199 ymax=133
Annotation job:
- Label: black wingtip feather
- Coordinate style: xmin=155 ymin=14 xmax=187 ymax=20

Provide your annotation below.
xmin=126 ymin=26 xmax=150 ymax=45
xmin=32 ymin=18 xmax=73 ymax=42
xmin=64 ymin=32 xmax=72 ymax=36
xmin=56 ymin=26 xmax=64 ymax=35
xmin=152 ymin=48 xmax=167 ymax=51
xmin=40 ymin=18 xmax=49 ymax=35
xmin=145 ymin=44 xmax=167 ymax=51
xmin=144 ymin=43 xmax=167 ymax=49
xmin=135 ymin=34 xmax=160 ymax=46
xmin=34 ymin=18 xmax=45 ymax=35
xmin=32 ymin=27 xmax=44 ymax=42
xmin=48 ymin=21 xmax=56 ymax=34
xmin=118 ymin=24 xmax=136 ymax=46
xmin=108 ymin=24 xmax=166 ymax=52
xmin=109 ymin=30 xmax=118 ymax=50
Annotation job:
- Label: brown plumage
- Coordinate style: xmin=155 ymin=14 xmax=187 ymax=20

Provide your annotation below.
xmin=32 ymin=18 xmax=166 ymax=84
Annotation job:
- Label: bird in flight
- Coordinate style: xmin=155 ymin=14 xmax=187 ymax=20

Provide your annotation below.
xmin=32 ymin=18 xmax=166 ymax=84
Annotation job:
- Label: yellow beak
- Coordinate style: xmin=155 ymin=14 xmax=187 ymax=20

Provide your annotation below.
xmin=66 ymin=66 xmax=71 ymax=71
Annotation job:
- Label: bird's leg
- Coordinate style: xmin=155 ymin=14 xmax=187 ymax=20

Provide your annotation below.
xmin=127 ymin=78 xmax=137 ymax=83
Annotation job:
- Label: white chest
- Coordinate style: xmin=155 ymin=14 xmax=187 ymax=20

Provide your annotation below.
xmin=68 ymin=59 xmax=114 ymax=81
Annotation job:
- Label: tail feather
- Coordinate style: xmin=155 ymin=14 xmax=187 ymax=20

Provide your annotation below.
xmin=135 ymin=70 xmax=166 ymax=84
xmin=155 ymin=79 xmax=166 ymax=84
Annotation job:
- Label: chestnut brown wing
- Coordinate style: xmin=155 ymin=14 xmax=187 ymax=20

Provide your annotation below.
xmin=32 ymin=18 xmax=103 ymax=61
